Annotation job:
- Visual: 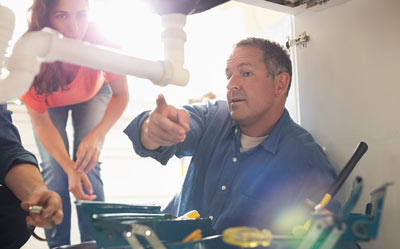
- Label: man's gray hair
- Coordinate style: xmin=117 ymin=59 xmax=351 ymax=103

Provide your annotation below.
xmin=234 ymin=37 xmax=292 ymax=96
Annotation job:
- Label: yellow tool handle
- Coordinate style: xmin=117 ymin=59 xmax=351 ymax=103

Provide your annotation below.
xmin=304 ymin=193 xmax=332 ymax=231
xmin=182 ymin=229 xmax=202 ymax=242
xmin=176 ymin=210 xmax=200 ymax=220
xmin=222 ymin=226 xmax=273 ymax=248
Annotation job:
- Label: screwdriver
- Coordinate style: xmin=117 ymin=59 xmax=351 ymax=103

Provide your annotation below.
xmin=222 ymin=226 xmax=299 ymax=248
xmin=295 ymin=142 xmax=368 ymax=236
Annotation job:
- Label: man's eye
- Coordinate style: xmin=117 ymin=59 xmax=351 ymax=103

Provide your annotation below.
xmin=243 ymin=72 xmax=252 ymax=77
xmin=226 ymin=75 xmax=232 ymax=80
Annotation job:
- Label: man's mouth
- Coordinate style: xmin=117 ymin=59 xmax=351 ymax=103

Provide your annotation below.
xmin=231 ymin=98 xmax=244 ymax=103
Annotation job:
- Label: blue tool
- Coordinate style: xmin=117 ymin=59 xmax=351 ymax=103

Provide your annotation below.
xmin=296 ymin=178 xmax=393 ymax=249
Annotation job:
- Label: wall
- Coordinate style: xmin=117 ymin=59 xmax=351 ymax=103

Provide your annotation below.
xmin=293 ymin=0 xmax=400 ymax=248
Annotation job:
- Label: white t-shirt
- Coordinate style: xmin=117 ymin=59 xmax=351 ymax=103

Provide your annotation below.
xmin=240 ymin=133 xmax=268 ymax=152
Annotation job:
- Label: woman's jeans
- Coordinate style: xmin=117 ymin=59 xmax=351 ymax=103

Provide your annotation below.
xmin=34 ymin=84 xmax=112 ymax=248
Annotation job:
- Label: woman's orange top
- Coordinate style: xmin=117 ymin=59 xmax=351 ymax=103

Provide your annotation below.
xmin=20 ymin=23 xmax=120 ymax=113
xmin=21 ymin=68 xmax=118 ymax=113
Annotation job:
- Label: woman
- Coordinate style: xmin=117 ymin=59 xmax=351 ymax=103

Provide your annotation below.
xmin=20 ymin=0 xmax=129 ymax=247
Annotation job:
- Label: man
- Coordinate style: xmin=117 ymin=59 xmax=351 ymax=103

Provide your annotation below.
xmin=124 ymin=38 xmax=337 ymax=235
xmin=0 ymin=104 xmax=63 ymax=249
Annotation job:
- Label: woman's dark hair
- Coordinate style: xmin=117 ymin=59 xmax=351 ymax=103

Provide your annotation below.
xmin=26 ymin=0 xmax=88 ymax=96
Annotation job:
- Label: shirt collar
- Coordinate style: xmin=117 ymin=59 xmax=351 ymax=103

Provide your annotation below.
xmin=260 ymin=109 xmax=290 ymax=154
xmin=231 ymin=109 xmax=290 ymax=154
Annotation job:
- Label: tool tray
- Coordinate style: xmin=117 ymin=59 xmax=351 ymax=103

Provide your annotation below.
xmin=76 ymin=201 xmax=238 ymax=249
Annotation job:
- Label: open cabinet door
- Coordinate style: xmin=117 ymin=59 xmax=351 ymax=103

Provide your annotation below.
xmin=291 ymin=0 xmax=400 ymax=248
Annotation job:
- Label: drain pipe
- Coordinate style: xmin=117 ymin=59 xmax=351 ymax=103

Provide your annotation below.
xmin=0 ymin=4 xmax=189 ymax=103
xmin=159 ymin=13 xmax=190 ymax=87
xmin=0 ymin=4 xmax=14 ymax=72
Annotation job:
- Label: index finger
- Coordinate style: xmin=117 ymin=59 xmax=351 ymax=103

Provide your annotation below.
xmin=155 ymin=94 xmax=168 ymax=113
xmin=84 ymin=151 xmax=99 ymax=173
xmin=74 ymin=188 xmax=97 ymax=201
xmin=40 ymin=195 xmax=62 ymax=219
xmin=69 ymin=181 xmax=96 ymax=201
xmin=75 ymin=151 xmax=92 ymax=172
xmin=80 ymin=173 xmax=97 ymax=200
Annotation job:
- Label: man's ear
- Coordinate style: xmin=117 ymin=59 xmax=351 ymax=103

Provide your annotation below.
xmin=274 ymin=72 xmax=290 ymax=97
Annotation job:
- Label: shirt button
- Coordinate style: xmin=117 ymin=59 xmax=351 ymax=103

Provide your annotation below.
xmin=221 ymin=185 xmax=227 ymax=191
xmin=209 ymin=216 xmax=214 ymax=220
xmin=232 ymin=157 xmax=237 ymax=162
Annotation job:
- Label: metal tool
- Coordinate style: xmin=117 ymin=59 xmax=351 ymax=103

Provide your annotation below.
xmin=27 ymin=205 xmax=57 ymax=241
xmin=222 ymin=177 xmax=392 ymax=249
xmin=301 ymin=142 xmax=368 ymax=233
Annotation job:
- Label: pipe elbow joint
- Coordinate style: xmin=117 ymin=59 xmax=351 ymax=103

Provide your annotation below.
xmin=0 ymin=28 xmax=61 ymax=103
xmin=6 ymin=28 xmax=59 ymax=75
xmin=155 ymin=60 xmax=190 ymax=86
xmin=39 ymin=27 xmax=66 ymax=62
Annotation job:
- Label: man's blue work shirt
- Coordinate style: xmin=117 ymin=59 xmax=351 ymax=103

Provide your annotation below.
xmin=0 ymin=104 xmax=38 ymax=185
xmin=124 ymin=100 xmax=337 ymax=234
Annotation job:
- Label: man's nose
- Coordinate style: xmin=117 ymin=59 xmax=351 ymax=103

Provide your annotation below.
xmin=226 ymin=74 xmax=240 ymax=90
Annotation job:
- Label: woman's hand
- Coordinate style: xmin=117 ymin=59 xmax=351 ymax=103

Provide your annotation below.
xmin=74 ymin=130 xmax=104 ymax=173
xmin=74 ymin=76 xmax=129 ymax=173
xmin=66 ymin=169 xmax=97 ymax=200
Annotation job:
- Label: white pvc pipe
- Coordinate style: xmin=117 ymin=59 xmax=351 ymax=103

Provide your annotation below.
xmin=0 ymin=28 xmax=163 ymax=102
xmin=0 ymin=8 xmax=190 ymax=103
xmin=160 ymin=13 xmax=190 ymax=88
xmin=0 ymin=5 xmax=15 ymax=73
xmin=0 ymin=71 xmax=36 ymax=102
xmin=161 ymin=14 xmax=187 ymax=66
xmin=42 ymin=28 xmax=165 ymax=83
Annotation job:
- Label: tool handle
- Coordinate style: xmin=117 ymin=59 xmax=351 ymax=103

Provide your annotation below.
xmin=328 ymin=142 xmax=368 ymax=197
